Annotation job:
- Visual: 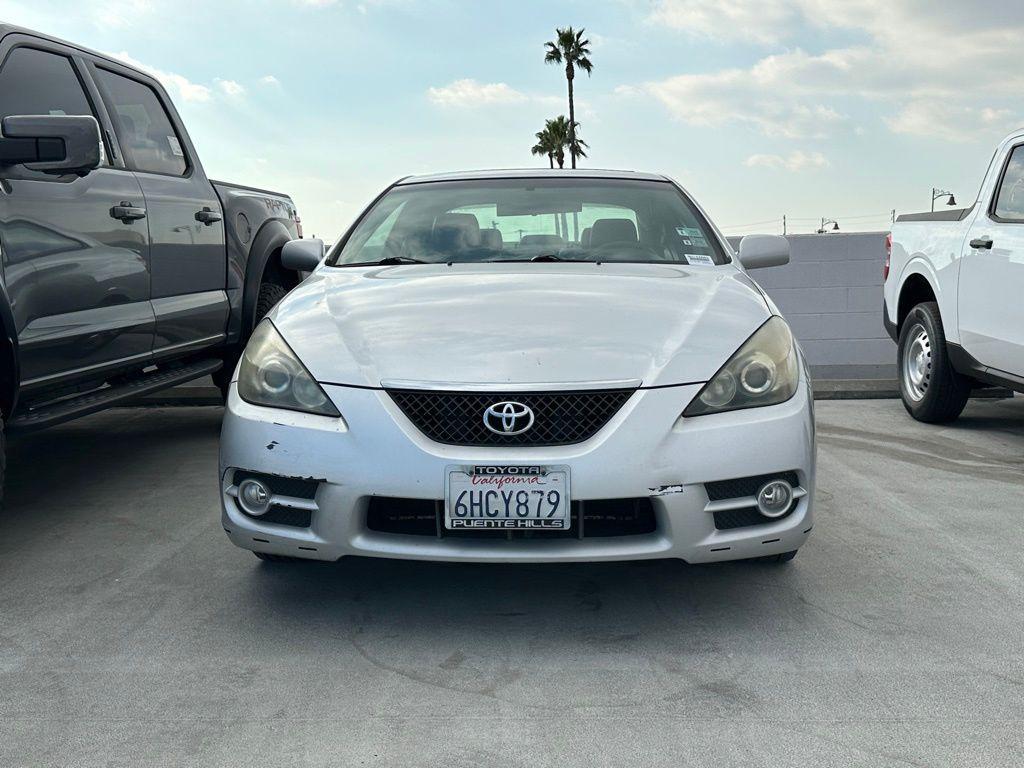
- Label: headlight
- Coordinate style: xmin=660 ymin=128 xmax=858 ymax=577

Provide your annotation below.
xmin=683 ymin=317 xmax=799 ymax=416
xmin=237 ymin=320 xmax=340 ymax=416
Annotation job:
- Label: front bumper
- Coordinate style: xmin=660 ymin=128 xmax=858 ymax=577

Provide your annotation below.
xmin=219 ymin=378 xmax=816 ymax=564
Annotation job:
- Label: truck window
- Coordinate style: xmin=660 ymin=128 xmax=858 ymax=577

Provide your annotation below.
xmin=95 ymin=68 xmax=188 ymax=177
xmin=994 ymin=145 xmax=1024 ymax=222
xmin=0 ymin=46 xmax=106 ymax=166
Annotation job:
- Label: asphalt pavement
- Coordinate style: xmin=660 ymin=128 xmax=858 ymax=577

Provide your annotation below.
xmin=1 ymin=398 xmax=1022 ymax=767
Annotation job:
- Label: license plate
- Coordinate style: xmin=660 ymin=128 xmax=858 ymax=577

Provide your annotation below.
xmin=444 ymin=465 xmax=571 ymax=530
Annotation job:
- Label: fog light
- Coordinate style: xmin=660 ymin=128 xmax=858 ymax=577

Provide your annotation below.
xmin=238 ymin=477 xmax=272 ymax=516
xmin=756 ymin=479 xmax=793 ymax=518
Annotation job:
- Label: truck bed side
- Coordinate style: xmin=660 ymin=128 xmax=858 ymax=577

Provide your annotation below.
xmin=885 ymin=214 xmax=973 ymax=346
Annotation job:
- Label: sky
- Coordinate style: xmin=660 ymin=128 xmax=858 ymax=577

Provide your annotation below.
xmin=1 ymin=0 xmax=1021 ymax=239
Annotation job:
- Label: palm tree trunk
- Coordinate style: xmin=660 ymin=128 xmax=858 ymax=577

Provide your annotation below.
xmin=566 ymin=64 xmax=576 ymax=169
xmin=548 ymin=153 xmax=554 ymax=169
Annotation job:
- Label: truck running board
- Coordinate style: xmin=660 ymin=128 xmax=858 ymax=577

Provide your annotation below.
xmin=8 ymin=359 xmax=223 ymax=433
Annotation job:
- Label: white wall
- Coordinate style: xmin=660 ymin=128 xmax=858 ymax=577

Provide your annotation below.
xmin=730 ymin=232 xmax=895 ymax=380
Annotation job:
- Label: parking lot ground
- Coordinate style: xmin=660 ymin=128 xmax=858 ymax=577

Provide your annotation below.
xmin=1 ymin=398 xmax=1023 ymax=767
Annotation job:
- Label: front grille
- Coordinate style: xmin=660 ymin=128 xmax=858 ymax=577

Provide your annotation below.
xmin=257 ymin=506 xmax=313 ymax=528
xmin=713 ymin=507 xmax=769 ymax=530
xmin=387 ymin=389 xmax=634 ymax=447
xmin=366 ymin=497 xmax=656 ymax=539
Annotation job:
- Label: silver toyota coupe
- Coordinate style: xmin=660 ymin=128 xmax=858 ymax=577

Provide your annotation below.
xmin=219 ymin=170 xmax=815 ymax=565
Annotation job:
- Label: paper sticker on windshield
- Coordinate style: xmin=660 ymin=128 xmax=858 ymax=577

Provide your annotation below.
xmin=685 ymin=253 xmax=715 ymax=266
xmin=676 ymin=227 xmax=708 ymax=246
xmin=167 ymin=136 xmax=184 ymax=157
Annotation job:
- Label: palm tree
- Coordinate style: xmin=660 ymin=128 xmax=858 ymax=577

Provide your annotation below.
xmin=531 ymin=125 xmax=558 ymax=168
xmin=567 ymin=120 xmax=588 ymax=163
xmin=544 ymin=116 xmax=570 ymax=169
xmin=544 ymin=27 xmax=593 ymax=169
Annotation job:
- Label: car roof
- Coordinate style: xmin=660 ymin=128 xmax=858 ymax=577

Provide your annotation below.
xmin=396 ymin=169 xmax=672 ymax=185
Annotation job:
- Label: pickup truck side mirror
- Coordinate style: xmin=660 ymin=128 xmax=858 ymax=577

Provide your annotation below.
xmin=0 ymin=115 xmax=101 ymax=176
xmin=738 ymin=234 xmax=790 ymax=270
xmin=281 ymin=238 xmax=325 ymax=272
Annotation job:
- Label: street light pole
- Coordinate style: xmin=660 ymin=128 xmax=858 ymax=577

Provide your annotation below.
xmin=931 ymin=187 xmax=956 ymax=213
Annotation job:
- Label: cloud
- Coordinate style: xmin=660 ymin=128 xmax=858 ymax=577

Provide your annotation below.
xmin=216 ymin=79 xmax=246 ymax=97
xmin=628 ymin=1 xmax=1024 ymax=142
xmin=106 ymin=51 xmax=212 ymax=102
xmin=427 ymin=79 xmax=528 ymax=107
xmin=621 ymin=61 xmax=848 ymax=139
xmin=259 ymin=75 xmax=281 ymax=86
xmin=745 ymin=151 xmax=829 ymax=172
xmin=647 ymin=0 xmax=797 ymax=44
xmin=886 ymin=101 xmax=1017 ymax=143
xmin=92 ymin=1 xmax=155 ymax=29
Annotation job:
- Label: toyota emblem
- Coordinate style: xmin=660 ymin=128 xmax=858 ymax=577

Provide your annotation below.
xmin=483 ymin=401 xmax=535 ymax=435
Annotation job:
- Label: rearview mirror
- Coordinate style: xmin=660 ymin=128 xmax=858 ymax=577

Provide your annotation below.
xmin=738 ymin=234 xmax=790 ymax=270
xmin=0 ymin=115 xmax=101 ymax=175
xmin=281 ymin=238 xmax=324 ymax=272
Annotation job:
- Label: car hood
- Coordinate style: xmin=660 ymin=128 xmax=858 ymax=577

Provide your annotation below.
xmin=270 ymin=263 xmax=771 ymax=388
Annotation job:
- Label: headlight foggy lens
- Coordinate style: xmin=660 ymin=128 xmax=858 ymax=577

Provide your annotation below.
xmin=684 ymin=317 xmax=799 ymax=416
xmin=739 ymin=353 xmax=776 ymax=395
xmin=259 ymin=357 xmax=293 ymax=395
xmin=699 ymin=369 xmax=737 ymax=408
xmin=237 ymin=320 xmax=340 ymax=417
xmin=292 ymin=375 xmax=328 ymax=409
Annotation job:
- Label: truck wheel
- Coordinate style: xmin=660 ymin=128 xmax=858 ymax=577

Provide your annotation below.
xmin=255 ymin=282 xmax=289 ymax=323
xmin=898 ymin=301 xmax=970 ymax=423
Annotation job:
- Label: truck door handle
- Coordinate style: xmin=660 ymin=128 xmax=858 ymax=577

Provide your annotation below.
xmin=195 ymin=207 xmax=222 ymax=226
xmin=110 ymin=202 xmax=147 ymax=224
xmin=969 ymin=237 xmax=994 ymax=250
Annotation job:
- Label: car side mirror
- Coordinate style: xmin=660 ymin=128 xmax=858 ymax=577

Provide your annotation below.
xmin=738 ymin=234 xmax=790 ymax=270
xmin=281 ymin=238 xmax=324 ymax=272
xmin=0 ymin=115 xmax=101 ymax=176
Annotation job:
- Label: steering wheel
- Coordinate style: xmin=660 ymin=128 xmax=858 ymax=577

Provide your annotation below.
xmin=590 ymin=240 xmax=661 ymax=260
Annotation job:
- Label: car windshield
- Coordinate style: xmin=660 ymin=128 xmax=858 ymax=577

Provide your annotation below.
xmin=329 ymin=178 xmax=728 ymax=266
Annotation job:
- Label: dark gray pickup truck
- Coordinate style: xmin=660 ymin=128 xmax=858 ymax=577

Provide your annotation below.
xmin=0 ymin=24 xmax=308 ymax=497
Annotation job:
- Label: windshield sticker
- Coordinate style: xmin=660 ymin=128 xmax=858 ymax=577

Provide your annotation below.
xmin=167 ymin=136 xmax=184 ymax=157
xmin=685 ymin=253 xmax=715 ymax=266
xmin=676 ymin=227 xmax=708 ymax=246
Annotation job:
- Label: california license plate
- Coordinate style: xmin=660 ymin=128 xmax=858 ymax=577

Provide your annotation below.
xmin=444 ymin=465 xmax=571 ymax=530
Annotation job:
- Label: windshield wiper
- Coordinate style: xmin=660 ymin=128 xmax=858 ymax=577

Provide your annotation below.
xmin=530 ymin=253 xmax=592 ymax=262
xmin=338 ymin=256 xmax=431 ymax=267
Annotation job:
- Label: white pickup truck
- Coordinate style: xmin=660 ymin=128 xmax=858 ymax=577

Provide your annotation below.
xmin=885 ymin=129 xmax=1024 ymax=422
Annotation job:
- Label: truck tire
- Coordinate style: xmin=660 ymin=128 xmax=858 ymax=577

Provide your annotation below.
xmin=255 ymin=282 xmax=289 ymax=324
xmin=898 ymin=301 xmax=970 ymax=423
